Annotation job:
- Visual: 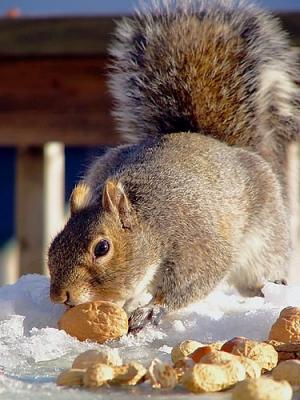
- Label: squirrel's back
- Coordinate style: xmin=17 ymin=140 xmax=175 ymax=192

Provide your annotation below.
xmin=109 ymin=0 xmax=299 ymax=153
xmin=48 ymin=0 xmax=295 ymax=325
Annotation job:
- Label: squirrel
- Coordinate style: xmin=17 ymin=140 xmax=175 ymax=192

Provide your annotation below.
xmin=48 ymin=0 xmax=299 ymax=333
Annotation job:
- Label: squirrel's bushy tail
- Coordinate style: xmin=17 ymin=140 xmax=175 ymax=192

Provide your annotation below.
xmin=109 ymin=0 xmax=299 ymax=148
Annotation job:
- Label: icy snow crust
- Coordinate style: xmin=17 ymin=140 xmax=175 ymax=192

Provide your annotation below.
xmin=0 ymin=274 xmax=299 ymax=399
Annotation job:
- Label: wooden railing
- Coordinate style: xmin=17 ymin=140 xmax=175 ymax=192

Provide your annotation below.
xmin=0 ymin=13 xmax=299 ymax=284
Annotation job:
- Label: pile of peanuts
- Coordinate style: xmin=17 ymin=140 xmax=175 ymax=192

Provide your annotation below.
xmin=56 ymin=306 xmax=300 ymax=399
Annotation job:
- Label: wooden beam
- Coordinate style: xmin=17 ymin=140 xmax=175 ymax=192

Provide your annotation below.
xmin=0 ymin=13 xmax=298 ymax=58
xmin=0 ymin=16 xmax=120 ymax=57
xmin=279 ymin=12 xmax=300 ymax=46
xmin=0 ymin=57 xmax=121 ymax=146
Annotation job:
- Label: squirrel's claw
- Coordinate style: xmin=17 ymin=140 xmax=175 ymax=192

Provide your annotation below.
xmin=128 ymin=305 xmax=166 ymax=335
xmin=272 ymin=279 xmax=288 ymax=286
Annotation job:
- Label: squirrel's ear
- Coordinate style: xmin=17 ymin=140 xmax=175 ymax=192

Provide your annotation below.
xmin=70 ymin=182 xmax=92 ymax=215
xmin=102 ymin=179 xmax=133 ymax=229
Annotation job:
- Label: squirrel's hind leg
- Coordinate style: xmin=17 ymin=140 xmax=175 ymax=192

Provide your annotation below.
xmin=227 ymin=223 xmax=290 ymax=297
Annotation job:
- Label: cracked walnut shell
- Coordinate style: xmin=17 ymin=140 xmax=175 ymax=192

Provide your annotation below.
xmin=269 ymin=307 xmax=300 ymax=343
xmin=267 ymin=341 xmax=300 ymax=362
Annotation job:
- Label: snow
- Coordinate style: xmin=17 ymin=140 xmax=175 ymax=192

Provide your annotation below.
xmin=0 ymin=274 xmax=298 ymax=399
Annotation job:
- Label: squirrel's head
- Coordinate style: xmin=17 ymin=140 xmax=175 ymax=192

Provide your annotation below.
xmin=48 ymin=179 xmax=159 ymax=312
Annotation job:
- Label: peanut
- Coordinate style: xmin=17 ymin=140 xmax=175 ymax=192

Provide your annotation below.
xmin=189 ymin=345 xmax=214 ymax=363
xmin=200 ymin=350 xmax=261 ymax=378
xmin=56 ymin=368 xmax=85 ymax=387
xmin=148 ymin=358 xmax=178 ymax=389
xmin=113 ymin=362 xmax=147 ymax=385
xmin=171 ymin=340 xmax=203 ymax=363
xmin=272 ymin=359 xmax=300 ymax=386
xmin=222 ymin=337 xmax=277 ymax=370
xmin=232 ymin=377 xmax=293 ymax=400
xmin=83 ymin=363 xmax=114 ymax=387
xmin=183 ymin=361 xmax=246 ymax=393
xmin=72 ymin=349 xmax=122 ymax=369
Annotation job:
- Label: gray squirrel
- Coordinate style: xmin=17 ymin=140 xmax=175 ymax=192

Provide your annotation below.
xmin=48 ymin=0 xmax=299 ymax=332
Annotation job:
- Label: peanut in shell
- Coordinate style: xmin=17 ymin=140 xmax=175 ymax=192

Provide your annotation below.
xmin=148 ymin=358 xmax=178 ymax=389
xmin=222 ymin=337 xmax=277 ymax=371
xmin=72 ymin=349 xmax=122 ymax=369
xmin=232 ymin=377 xmax=292 ymax=400
xmin=183 ymin=361 xmax=246 ymax=393
xmin=83 ymin=362 xmax=115 ymax=387
xmin=171 ymin=340 xmax=203 ymax=363
xmin=56 ymin=368 xmax=85 ymax=387
xmin=272 ymin=359 xmax=300 ymax=386
xmin=113 ymin=362 xmax=147 ymax=385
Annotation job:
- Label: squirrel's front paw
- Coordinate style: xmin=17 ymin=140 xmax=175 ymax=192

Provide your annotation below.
xmin=128 ymin=305 xmax=166 ymax=334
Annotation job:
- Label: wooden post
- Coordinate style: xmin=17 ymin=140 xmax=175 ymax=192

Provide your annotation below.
xmin=16 ymin=143 xmax=65 ymax=278
xmin=44 ymin=142 xmax=65 ymax=276
xmin=0 ymin=240 xmax=19 ymax=285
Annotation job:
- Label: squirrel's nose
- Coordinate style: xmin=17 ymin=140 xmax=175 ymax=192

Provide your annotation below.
xmin=50 ymin=284 xmax=69 ymax=304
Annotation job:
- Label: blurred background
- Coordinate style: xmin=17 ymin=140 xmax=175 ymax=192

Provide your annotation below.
xmin=0 ymin=0 xmax=299 ymax=285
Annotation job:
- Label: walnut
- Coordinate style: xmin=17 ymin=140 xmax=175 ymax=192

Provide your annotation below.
xmin=232 ymin=377 xmax=293 ymax=400
xmin=269 ymin=307 xmax=300 ymax=343
xmin=58 ymin=301 xmax=128 ymax=343
xmin=266 ymin=340 xmax=300 ymax=362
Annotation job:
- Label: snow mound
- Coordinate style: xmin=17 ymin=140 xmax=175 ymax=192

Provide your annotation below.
xmin=0 ymin=274 xmax=294 ymax=376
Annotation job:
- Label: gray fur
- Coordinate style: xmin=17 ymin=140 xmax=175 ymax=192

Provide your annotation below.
xmin=109 ymin=0 xmax=299 ymax=144
xmin=48 ymin=0 xmax=298 ymax=330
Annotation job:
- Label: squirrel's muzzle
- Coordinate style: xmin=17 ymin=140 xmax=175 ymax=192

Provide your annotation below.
xmin=50 ymin=284 xmax=70 ymax=305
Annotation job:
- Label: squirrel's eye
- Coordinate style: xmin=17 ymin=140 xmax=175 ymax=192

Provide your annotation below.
xmin=94 ymin=240 xmax=110 ymax=258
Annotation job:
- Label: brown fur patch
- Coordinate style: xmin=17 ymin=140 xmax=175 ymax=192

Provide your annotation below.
xmin=218 ymin=215 xmax=233 ymax=242
xmin=144 ymin=18 xmax=250 ymax=145
xmin=70 ymin=183 xmax=92 ymax=214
